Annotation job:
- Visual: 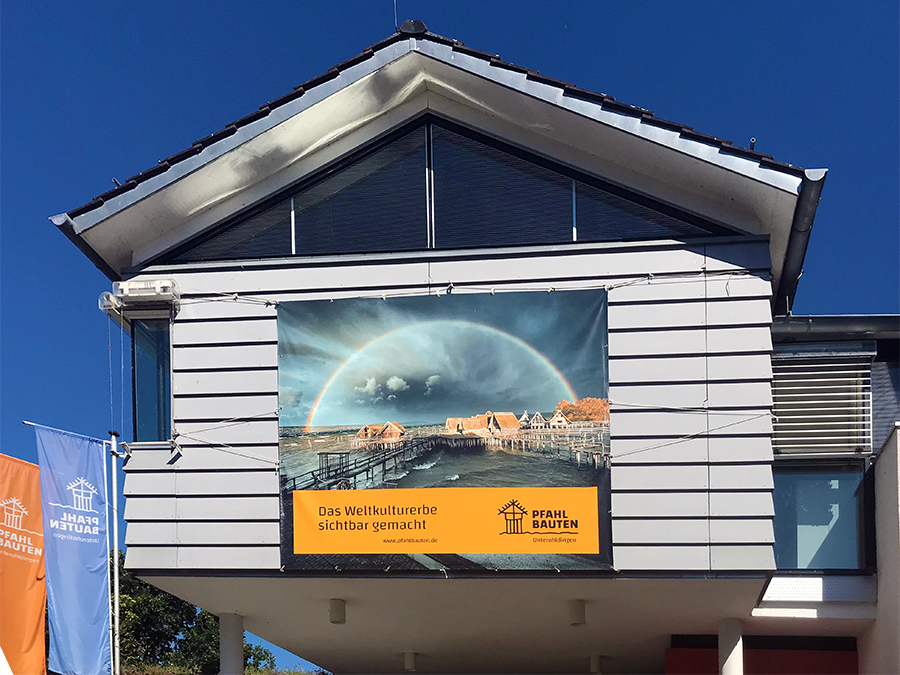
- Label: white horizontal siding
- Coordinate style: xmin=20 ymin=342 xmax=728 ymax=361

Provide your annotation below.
xmin=125 ymin=546 xmax=280 ymax=570
xmin=610 ymin=382 xmax=772 ymax=409
xmin=125 ymin=446 xmax=277 ymax=471
xmin=611 ymin=465 xmax=708 ymax=491
xmin=612 ymin=519 xmax=709 ymax=544
xmin=172 ymin=344 xmax=277 ymax=370
xmin=613 ymin=545 xmax=710 ymax=571
xmin=609 ymin=353 xmax=772 ymax=384
xmin=123 ymin=238 xmax=775 ymax=572
xmin=710 ymin=545 xmax=775 ymax=570
xmin=173 ymin=420 xmax=278 ymax=446
xmin=611 ymin=410 xmax=772 ymax=438
xmin=174 ymin=395 xmax=279 ymax=421
xmin=126 ymin=521 xmax=279 ymax=545
xmin=173 ymin=370 xmax=278 ymax=396
xmin=124 ymin=496 xmax=279 ymax=521
xmin=709 ymin=519 xmax=774 ymax=544
xmin=124 ymin=470 xmax=278 ymax=497
xmin=611 ymin=492 xmax=709 ymax=518
xmin=609 ymin=326 xmax=771 ymax=357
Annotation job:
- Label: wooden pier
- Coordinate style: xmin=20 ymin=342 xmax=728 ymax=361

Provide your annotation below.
xmin=283 ymin=429 xmax=609 ymax=491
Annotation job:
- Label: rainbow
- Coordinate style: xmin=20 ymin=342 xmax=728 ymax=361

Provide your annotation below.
xmin=303 ymin=320 xmax=577 ymax=430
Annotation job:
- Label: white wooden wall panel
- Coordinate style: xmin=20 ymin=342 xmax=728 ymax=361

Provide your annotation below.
xmin=173 ymin=370 xmax=278 ymax=395
xmin=174 ymin=394 xmax=279 ymax=421
xmin=173 ymin=420 xmax=278 ymax=446
xmin=124 ymin=496 xmax=278 ymax=521
xmin=611 ymin=465 xmax=709 ymax=491
xmin=124 ymin=471 xmax=278 ymax=496
xmin=609 ymin=438 xmax=708 ymax=464
xmin=613 ymin=546 xmax=710 ymax=571
xmin=173 ymin=320 xmax=277 ymax=346
xmin=611 ymin=493 xmax=709 ymax=518
xmin=124 ymin=238 xmax=776 ymax=573
xmin=610 ymin=382 xmax=772 ymax=409
xmin=710 ymin=545 xmax=776 ymax=570
xmin=172 ymin=344 xmax=277 ymax=370
xmin=709 ymin=492 xmax=775 ymax=517
xmin=709 ymin=519 xmax=774 ymax=544
xmin=609 ymin=354 xmax=772 ymax=384
xmin=127 ymin=522 xmax=279 ymax=545
xmin=612 ymin=520 xmax=709 ymax=544
xmin=126 ymin=447 xmax=277 ymax=471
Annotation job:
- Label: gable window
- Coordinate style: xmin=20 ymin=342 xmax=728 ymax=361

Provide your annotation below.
xmin=132 ymin=318 xmax=171 ymax=442
xmin=161 ymin=118 xmax=723 ymax=264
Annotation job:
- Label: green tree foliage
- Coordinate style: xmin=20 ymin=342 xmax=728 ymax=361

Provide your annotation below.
xmin=115 ymin=550 xmax=196 ymax=666
xmin=112 ymin=551 xmax=276 ymax=673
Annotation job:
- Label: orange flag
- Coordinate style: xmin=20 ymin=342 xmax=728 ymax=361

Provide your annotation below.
xmin=0 ymin=454 xmax=46 ymax=675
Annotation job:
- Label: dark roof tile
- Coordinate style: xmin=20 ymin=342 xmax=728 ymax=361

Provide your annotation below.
xmin=526 ymin=71 xmax=575 ymax=88
xmin=601 ymin=99 xmax=647 ymax=117
xmin=640 ymin=113 xmax=687 ymax=133
xmin=231 ymin=108 xmax=271 ymax=129
xmin=679 ymin=128 xmax=729 ymax=146
xmin=158 ymin=144 xmax=204 ymax=166
xmin=489 ymin=58 xmax=530 ymax=74
xmin=266 ymin=86 xmax=305 ymax=110
xmin=451 ymin=43 xmax=499 ymax=60
xmin=296 ymin=67 xmax=341 ymax=91
xmin=192 ymin=125 xmax=238 ymax=149
xmin=333 ymin=48 xmax=375 ymax=71
xmin=563 ymin=84 xmax=610 ymax=105
xmin=125 ymin=161 xmax=170 ymax=184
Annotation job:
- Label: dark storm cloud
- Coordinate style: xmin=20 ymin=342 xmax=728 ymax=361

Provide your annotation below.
xmin=277 ymin=290 xmax=608 ymax=427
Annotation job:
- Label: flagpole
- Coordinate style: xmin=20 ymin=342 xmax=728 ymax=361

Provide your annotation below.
xmin=103 ymin=440 xmax=114 ymax=675
xmin=109 ymin=430 xmax=121 ymax=675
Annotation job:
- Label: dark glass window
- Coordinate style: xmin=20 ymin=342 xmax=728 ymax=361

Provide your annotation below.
xmin=575 ymin=182 xmax=713 ymax=242
xmin=432 ymin=126 xmax=573 ymax=249
xmin=294 ymin=127 xmax=427 ymax=255
xmin=159 ymin=120 xmax=720 ymax=264
xmin=173 ymin=200 xmax=292 ymax=262
xmin=773 ymin=464 xmax=866 ymax=570
xmin=132 ymin=319 xmax=171 ymax=442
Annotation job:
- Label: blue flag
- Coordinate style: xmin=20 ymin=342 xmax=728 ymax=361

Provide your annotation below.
xmin=35 ymin=425 xmax=111 ymax=675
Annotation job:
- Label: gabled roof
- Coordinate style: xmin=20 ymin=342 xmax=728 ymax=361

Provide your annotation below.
xmin=51 ymin=20 xmax=826 ymax=312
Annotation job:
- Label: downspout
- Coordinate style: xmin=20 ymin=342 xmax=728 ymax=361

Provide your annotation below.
xmin=773 ymin=168 xmax=828 ymax=316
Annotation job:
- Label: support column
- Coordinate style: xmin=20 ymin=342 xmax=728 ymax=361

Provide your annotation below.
xmin=220 ymin=613 xmax=244 ymax=675
xmin=718 ymin=618 xmax=743 ymax=675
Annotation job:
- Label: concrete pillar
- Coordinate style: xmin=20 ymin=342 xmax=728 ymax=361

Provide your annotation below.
xmin=718 ymin=618 xmax=743 ymax=675
xmin=219 ymin=613 xmax=244 ymax=675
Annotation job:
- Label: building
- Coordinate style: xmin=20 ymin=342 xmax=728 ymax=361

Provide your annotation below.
xmin=357 ymin=422 xmax=406 ymax=442
xmin=53 ymin=21 xmax=899 ymax=675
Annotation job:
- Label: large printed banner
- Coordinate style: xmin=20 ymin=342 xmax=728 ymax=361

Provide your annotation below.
xmin=0 ymin=453 xmax=45 ymax=675
xmin=35 ymin=426 xmax=111 ymax=675
xmin=278 ymin=290 xmax=611 ymax=572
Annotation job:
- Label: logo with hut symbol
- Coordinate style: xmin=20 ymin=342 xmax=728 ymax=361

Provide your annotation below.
xmin=2 ymin=497 xmax=28 ymax=530
xmin=67 ymin=477 xmax=98 ymax=513
xmin=498 ymin=498 xmax=528 ymax=535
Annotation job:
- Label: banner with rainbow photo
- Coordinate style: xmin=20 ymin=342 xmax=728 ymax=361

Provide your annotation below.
xmin=277 ymin=289 xmax=611 ymax=572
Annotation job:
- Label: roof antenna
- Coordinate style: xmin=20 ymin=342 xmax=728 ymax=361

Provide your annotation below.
xmin=750 ymin=137 xmax=756 ymax=151
xmin=393 ymin=0 xmax=398 ymax=31
xmin=112 ymin=178 xmax=122 ymax=187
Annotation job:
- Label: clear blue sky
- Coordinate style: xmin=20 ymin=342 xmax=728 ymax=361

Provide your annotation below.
xmin=2 ymin=1 xmax=898 ymax=668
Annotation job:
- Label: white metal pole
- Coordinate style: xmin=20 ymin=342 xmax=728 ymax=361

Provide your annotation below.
xmin=109 ymin=431 xmax=121 ymax=675
xmin=103 ymin=440 xmax=114 ymax=673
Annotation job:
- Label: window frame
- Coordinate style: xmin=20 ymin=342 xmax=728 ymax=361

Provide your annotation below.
xmin=771 ymin=457 xmax=876 ymax=574
xmin=130 ymin=316 xmax=173 ymax=443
